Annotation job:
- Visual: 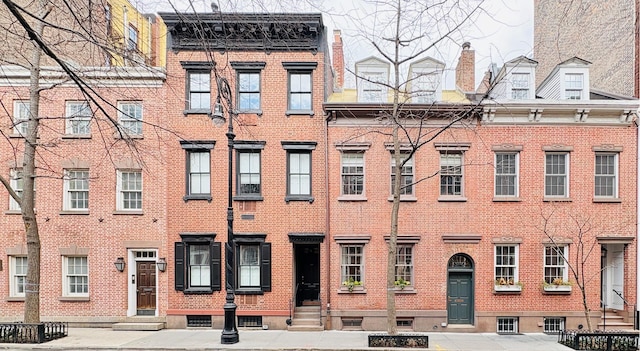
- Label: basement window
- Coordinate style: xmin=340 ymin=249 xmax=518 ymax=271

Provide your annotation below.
xmin=341 ymin=317 xmax=363 ymax=330
xmin=187 ymin=315 xmax=211 ymax=328
xmin=238 ymin=316 xmax=262 ymax=328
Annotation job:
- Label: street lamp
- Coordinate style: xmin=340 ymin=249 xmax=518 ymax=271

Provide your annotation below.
xmin=210 ymin=76 xmax=239 ymax=344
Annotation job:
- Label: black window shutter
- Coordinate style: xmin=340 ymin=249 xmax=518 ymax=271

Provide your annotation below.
xmin=211 ymin=242 xmax=221 ymax=291
xmin=261 ymin=242 xmax=271 ymax=292
xmin=175 ymin=242 xmax=185 ymax=291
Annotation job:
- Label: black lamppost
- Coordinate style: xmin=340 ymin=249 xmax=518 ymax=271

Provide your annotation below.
xmin=211 ymin=76 xmax=239 ymax=344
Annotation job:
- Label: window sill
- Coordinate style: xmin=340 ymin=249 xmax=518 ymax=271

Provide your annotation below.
xmin=337 ymin=195 xmax=367 ymax=202
xmin=62 ymin=134 xmax=92 ymax=139
xmin=183 ymin=288 xmax=214 ymax=295
xmin=438 ymin=196 xmax=467 ymax=202
xmin=184 ymin=195 xmax=212 ymax=202
xmin=184 ymin=109 xmax=212 ymax=116
xmin=543 ymin=197 xmax=572 ymax=202
xmin=593 ymin=197 xmax=621 ymax=203
xmin=493 ymin=197 xmax=522 ymax=202
xmin=4 ymin=210 xmax=21 ymax=215
xmin=233 ymin=195 xmax=264 ymax=202
xmin=237 ymin=109 xmax=263 ymax=116
xmin=59 ymin=210 xmax=90 ymax=215
xmin=235 ymin=289 xmax=264 ymax=295
xmin=6 ymin=297 xmax=25 ymax=302
xmin=285 ymin=195 xmax=314 ymax=203
xmin=113 ymin=210 xmax=143 ymax=215
xmin=387 ymin=196 xmax=417 ymax=202
xmin=114 ymin=133 xmax=143 ymax=140
xmin=394 ymin=287 xmax=416 ymax=294
xmin=494 ymin=285 xmax=522 ymax=294
xmin=285 ymin=110 xmax=314 ymax=117
xmin=543 ymin=285 xmax=572 ymax=294
xmin=58 ymin=296 xmax=90 ymax=302
xmin=8 ymin=134 xmax=24 ymax=138
xmin=338 ymin=287 xmax=366 ymax=294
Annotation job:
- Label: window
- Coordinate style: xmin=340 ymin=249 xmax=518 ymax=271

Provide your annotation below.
xmin=181 ymin=141 xmax=214 ymax=201
xmin=511 ymin=73 xmax=530 ymax=99
xmin=63 ymin=170 xmax=89 ymax=211
xmin=413 ymin=72 xmax=439 ymax=103
xmin=544 ymin=317 xmax=565 ymax=334
xmin=341 ymin=152 xmax=364 ymax=196
xmin=13 ymin=100 xmax=30 ymax=136
xmin=63 ymin=256 xmax=88 ymax=297
xmin=495 ymin=152 xmax=519 ymax=197
xmin=545 ymin=153 xmax=569 ymax=197
xmin=66 ymin=101 xmax=91 ymax=135
xmin=495 ymin=245 xmax=519 ymax=285
xmin=118 ymin=102 xmax=142 ymax=136
xmin=288 ymin=151 xmax=311 ymax=196
xmin=9 ymin=169 xmax=23 ymax=211
xmin=497 ymin=317 xmax=518 ymax=334
xmin=237 ymin=72 xmax=260 ymax=111
xmin=188 ymin=72 xmax=211 ymax=110
xmin=341 ymin=245 xmax=363 ymax=286
xmin=234 ymin=234 xmax=271 ymax=293
xmin=595 ymin=153 xmax=618 ymax=198
xmin=359 ymin=72 xmax=385 ymax=102
xmin=175 ymin=234 xmax=221 ymax=294
xmin=390 ymin=154 xmax=414 ymax=196
xmin=127 ymin=24 xmax=138 ymax=51
xmin=565 ymin=73 xmax=583 ymax=100
xmin=544 ymin=246 xmax=568 ymax=284
xmin=238 ymin=151 xmax=261 ymax=195
xmin=283 ymin=62 xmax=316 ymax=114
xmin=117 ymin=170 xmax=142 ymax=211
xmin=395 ymin=245 xmax=413 ymax=287
xmin=9 ymin=256 xmax=27 ymax=297
xmin=440 ymin=152 xmax=463 ymax=196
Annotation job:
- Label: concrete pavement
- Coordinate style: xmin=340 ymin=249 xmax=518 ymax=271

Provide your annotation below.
xmin=0 ymin=328 xmax=573 ymax=351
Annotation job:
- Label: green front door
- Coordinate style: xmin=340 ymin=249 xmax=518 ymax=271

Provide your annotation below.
xmin=448 ymin=271 xmax=473 ymax=324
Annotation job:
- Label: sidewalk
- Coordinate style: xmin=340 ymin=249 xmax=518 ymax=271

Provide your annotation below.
xmin=0 ymin=328 xmax=572 ymax=351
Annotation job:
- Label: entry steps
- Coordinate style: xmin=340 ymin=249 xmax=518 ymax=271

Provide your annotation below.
xmin=112 ymin=316 xmax=165 ymax=331
xmin=598 ymin=310 xmax=635 ymax=331
xmin=288 ymin=304 xmax=324 ymax=331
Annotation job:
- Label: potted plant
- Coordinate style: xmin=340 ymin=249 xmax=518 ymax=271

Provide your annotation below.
xmin=543 ymin=278 xmax=572 ymax=293
xmin=494 ymin=277 xmax=523 ymax=293
xmin=394 ymin=277 xmax=411 ymax=290
xmin=342 ymin=277 xmax=362 ymax=292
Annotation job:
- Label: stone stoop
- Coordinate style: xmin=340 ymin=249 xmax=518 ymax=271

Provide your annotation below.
xmin=112 ymin=316 xmax=165 ymax=331
xmin=287 ymin=305 xmax=324 ymax=332
xmin=598 ymin=310 xmax=635 ymax=331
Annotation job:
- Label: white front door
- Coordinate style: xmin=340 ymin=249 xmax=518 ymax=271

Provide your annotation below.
xmin=602 ymin=244 xmax=625 ymax=310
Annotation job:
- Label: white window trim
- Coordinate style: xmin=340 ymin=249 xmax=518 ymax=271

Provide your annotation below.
xmin=63 ymin=169 xmax=89 ymax=211
xmin=340 ymin=152 xmax=366 ymax=198
xmin=117 ymin=102 xmax=143 ymax=136
xmin=390 ymin=153 xmax=415 ymax=198
xmin=497 ymin=317 xmax=519 ymax=334
xmin=9 ymin=256 xmax=27 ymax=298
xmin=594 ymin=153 xmax=619 ymax=199
xmin=543 ymin=245 xmax=569 ymax=283
xmin=65 ymin=101 xmax=91 ymax=135
xmin=494 ymin=152 xmax=519 ymax=198
xmin=439 ymin=152 xmax=465 ymax=199
xmin=494 ymin=245 xmax=519 ymax=284
xmin=510 ymin=73 xmax=530 ymax=100
xmin=62 ymin=256 xmax=89 ymax=297
xmin=13 ymin=100 xmax=30 ymax=136
xmin=116 ymin=170 xmax=142 ymax=211
xmin=9 ymin=168 xmax=23 ymax=211
xmin=340 ymin=244 xmax=365 ymax=288
xmin=544 ymin=152 xmax=570 ymax=198
xmin=238 ymin=244 xmax=261 ymax=288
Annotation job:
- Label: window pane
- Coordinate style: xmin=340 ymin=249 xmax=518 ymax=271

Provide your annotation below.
xmin=189 ymin=245 xmax=210 ymax=287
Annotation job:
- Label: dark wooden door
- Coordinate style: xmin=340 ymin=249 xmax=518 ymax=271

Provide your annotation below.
xmin=448 ymin=272 xmax=472 ymax=324
xmin=295 ymin=244 xmax=320 ymax=305
xmin=136 ymin=261 xmax=156 ymax=313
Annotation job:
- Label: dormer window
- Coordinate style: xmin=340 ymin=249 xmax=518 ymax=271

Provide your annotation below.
xmin=408 ymin=57 xmax=445 ymax=103
xmin=511 ymin=73 xmax=530 ymax=100
xmin=356 ymin=57 xmax=389 ymax=103
xmin=360 ymin=72 xmax=385 ymax=102
xmin=565 ymin=73 xmax=583 ymax=100
xmin=414 ymin=72 xmax=439 ymax=103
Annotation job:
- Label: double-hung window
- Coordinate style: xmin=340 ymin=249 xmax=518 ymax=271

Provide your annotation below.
xmin=495 ymin=152 xmax=519 ymax=198
xmin=66 ymin=101 xmax=91 ymax=135
xmin=63 ymin=256 xmax=88 ymax=297
xmin=341 ymin=245 xmax=363 ymax=287
xmin=440 ymin=152 xmax=463 ymax=196
xmin=544 ymin=246 xmax=568 ymax=284
xmin=175 ymin=234 xmax=221 ymax=294
xmin=235 ymin=141 xmax=265 ymax=199
xmin=341 ymin=152 xmax=365 ymax=196
xmin=117 ymin=170 xmax=142 ymax=211
xmin=545 ymin=152 xmax=569 ymax=198
xmin=232 ymin=62 xmax=265 ymax=113
xmin=283 ymin=62 xmax=317 ymax=115
xmin=9 ymin=169 xmax=24 ymax=211
xmin=234 ymin=233 xmax=271 ymax=294
xmin=495 ymin=245 xmax=519 ymax=285
xmin=13 ymin=100 xmax=30 ymax=136
xmin=390 ymin=153 xmax=414 ymax=196
xmin=181 ymin=141 xmax=214 ymax=201
xmin=511 ymin=73 xmax=530 ymax=99
xmin=413 ymin=72 xmax=439 ymax=103
xmin=10 ymin=256 xmax=27 ymax=297
xmin=118 ymin=102 xmax=143 ymax=136
xmin=565 ymin=73 xmax=583 ymax=100
xmin=127 ymin=25 xmax=138 ymax=51
xmin=594 ymin=153 xmax=618 ymax=199
xmin=181 ymin=62 xmax=214 ymax=113
xmin=282 ymin=141 xmax=316 ymax=202
xmin=395 ymin=244 xmax=413 ymax=287
xmin=359 ymin=72 xmax=385 ymax=102
xmin=63 ymin=169 xmax=89 ymax=211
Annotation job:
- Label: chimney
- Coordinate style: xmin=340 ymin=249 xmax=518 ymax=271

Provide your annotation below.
xmin=332 ymin=29 xmax=344 ymax=90
xmin=455 ymin=42 xmax=475 ymax=93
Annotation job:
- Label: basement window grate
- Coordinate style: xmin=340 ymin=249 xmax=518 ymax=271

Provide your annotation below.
xmin=396 ymin=318 xmax=414 ymax=329
xmin=341 ymin=317 xmax=363 ymax=330
xmin=238 ymin=316 xmax=262 ymax=328
xmin=187 ymin=315 xmax=212 ymax=328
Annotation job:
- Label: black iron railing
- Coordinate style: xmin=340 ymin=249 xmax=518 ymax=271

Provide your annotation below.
xmin=0 ymin=322 xmax=68 ymax=344
xmin=559 ymin=329 xmax=639 ymax=351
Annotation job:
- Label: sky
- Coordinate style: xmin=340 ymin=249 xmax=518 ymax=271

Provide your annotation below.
xmin=138 ymin=0 xmax=534 ymax=90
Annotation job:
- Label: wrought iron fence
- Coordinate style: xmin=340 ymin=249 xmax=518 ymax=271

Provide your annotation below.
xmin=0 ymin=322 xmax=68 ymax=343
xmin=559 ymin=329 xmax=639 ymax=351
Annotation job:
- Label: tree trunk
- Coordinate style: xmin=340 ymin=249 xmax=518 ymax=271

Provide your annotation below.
xmin=22 ymin=0 xmax=46 ymax=324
